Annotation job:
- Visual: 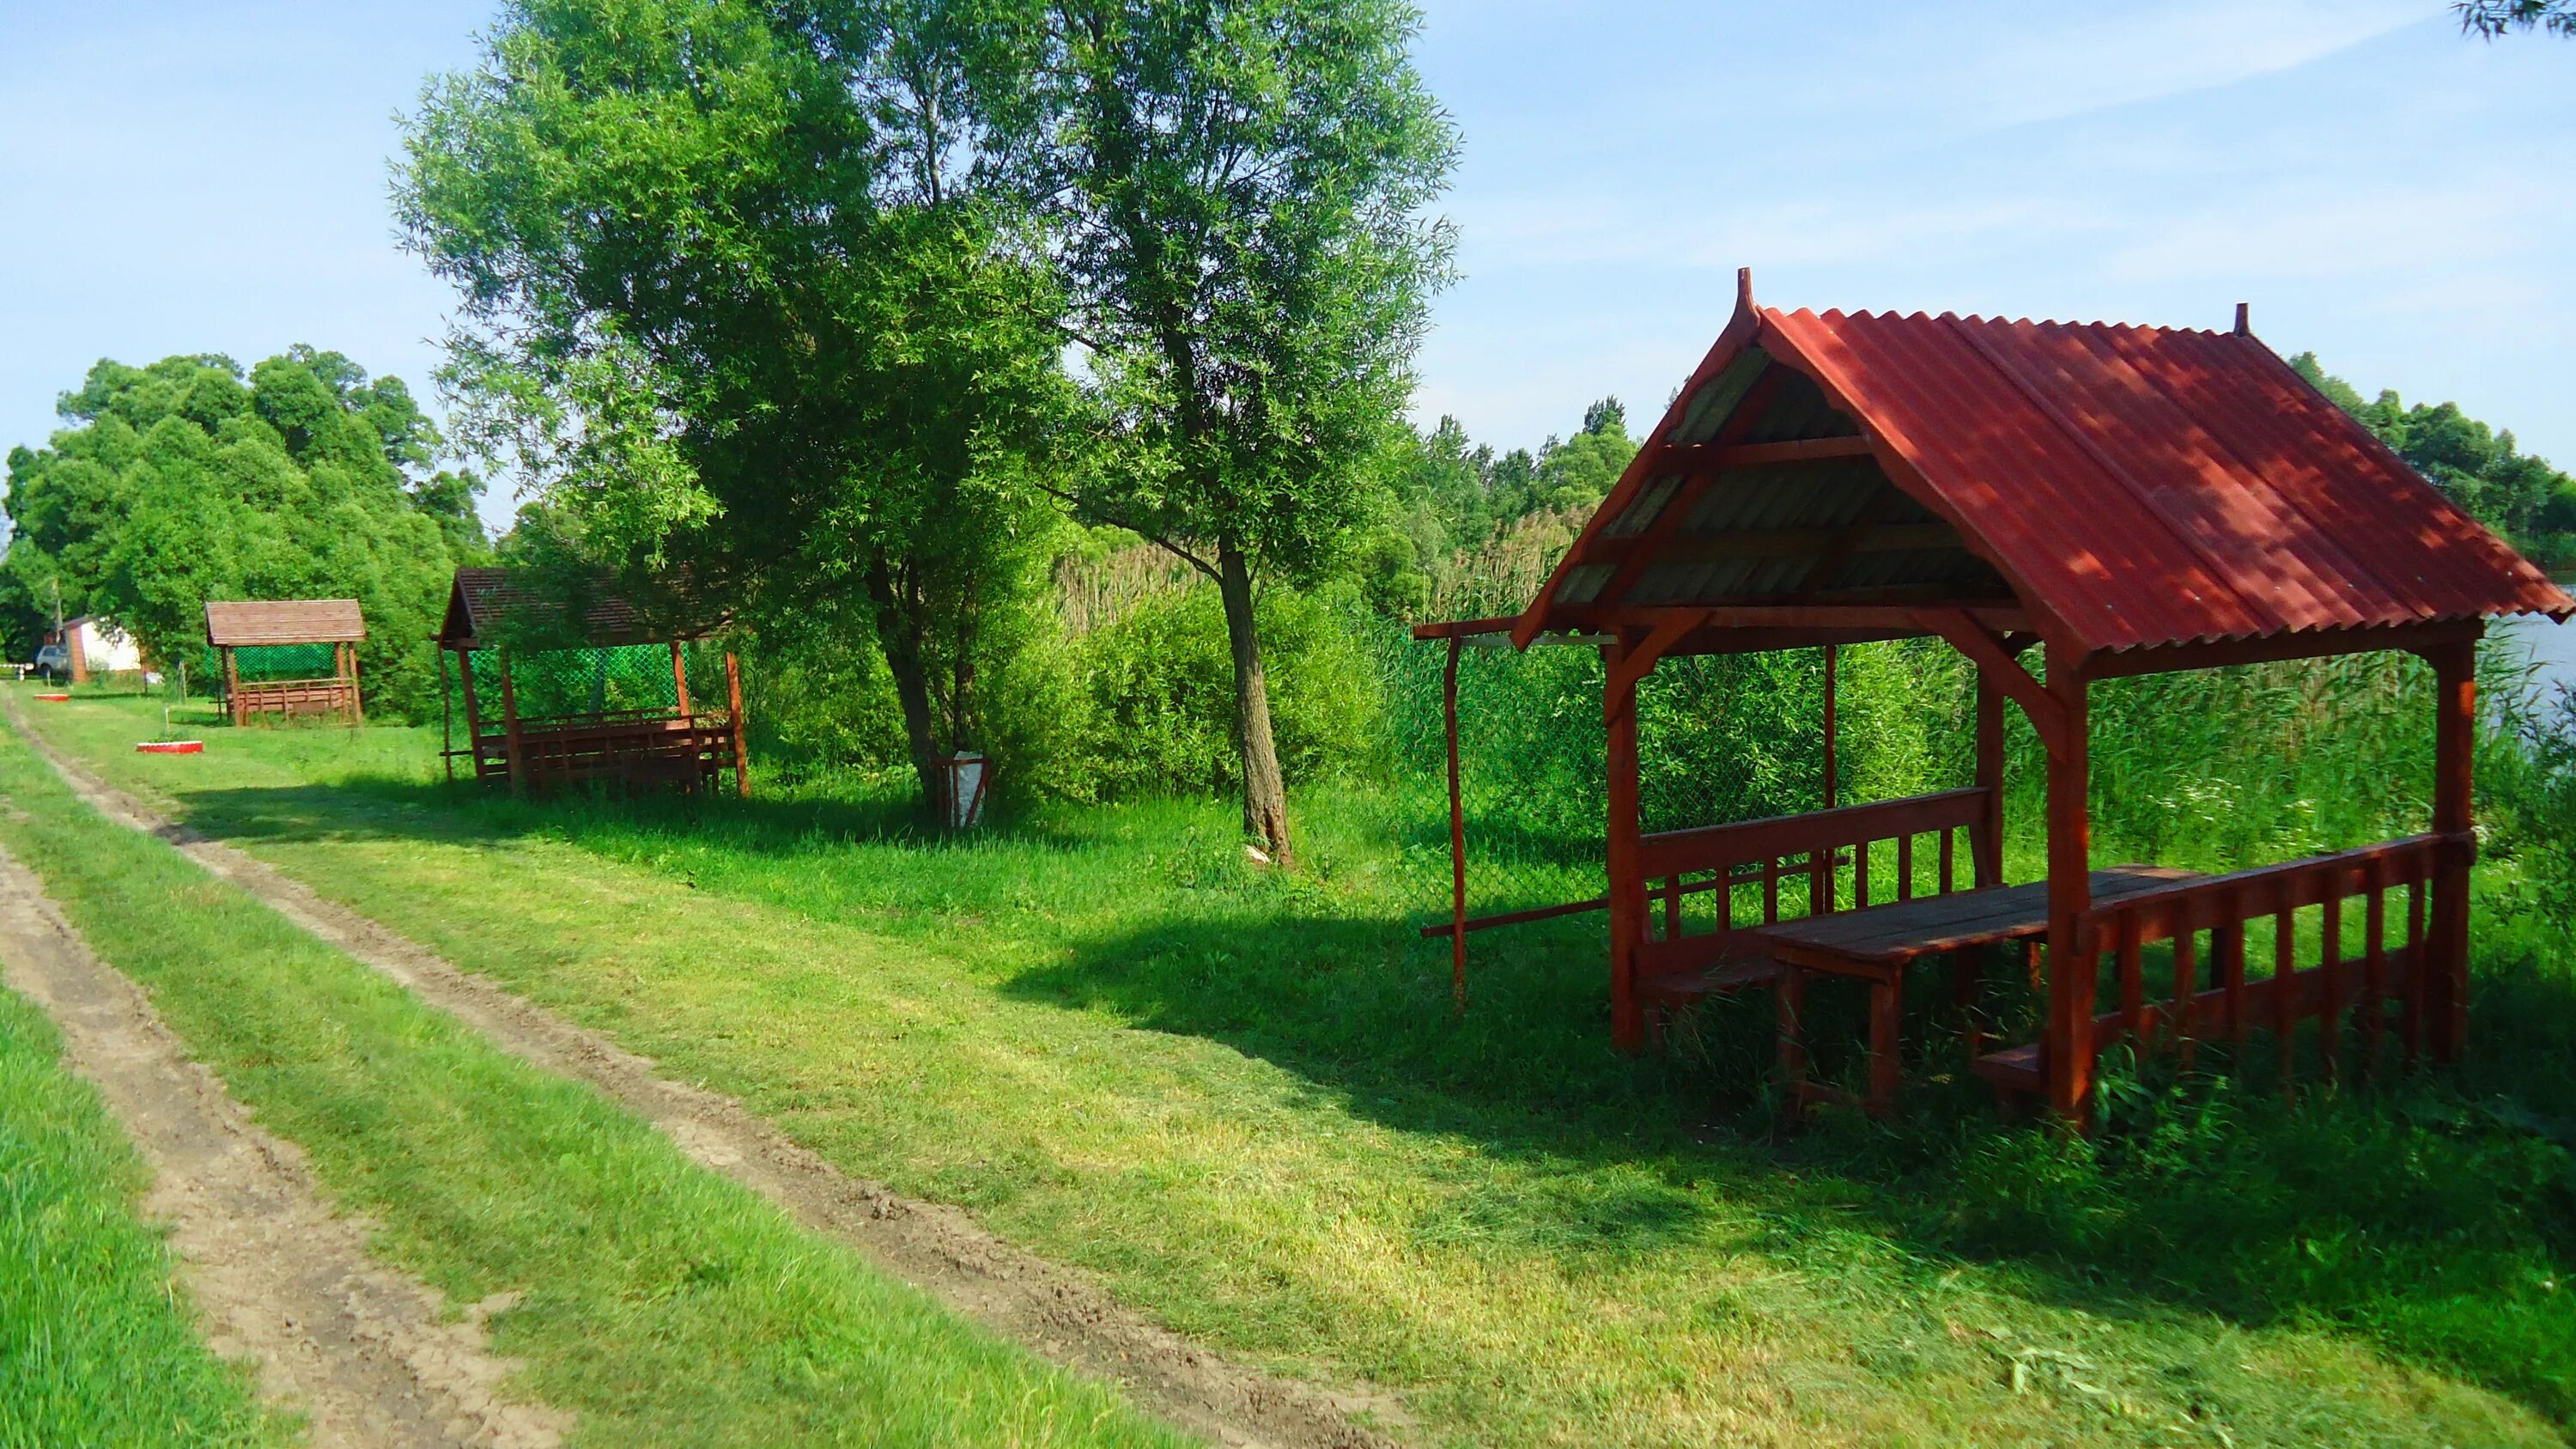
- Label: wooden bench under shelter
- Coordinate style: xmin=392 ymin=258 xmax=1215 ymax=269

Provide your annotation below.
xmin=436 ymin=566 xmax=749 ymax=799
xmin=205 ymin=599 xmax=366 ymax=725
xmin=1417 ymin=270 xmax=2572 ymax=1123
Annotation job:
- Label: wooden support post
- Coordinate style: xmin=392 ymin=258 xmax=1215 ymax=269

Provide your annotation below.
xmin=1443 ymin=636 xmax=1467 ymax=1014
xmin=496 ymin=646 xmax=526 ymax=796
xmin=1972 ymin=664 xmax=2007 ymax=889
xmin=345 ymin=642 xmax=363 ymax=726
xmin=2427 ymin=638 xmax=2477 ymax=1062
xmin=222 ymin=645 xmax=242 ymax=728
xmin=670 ymin=640 xmax=693 ymax=718
xmin=438 ymin=648 xmax=455 ymax=784
xmin=725 ymin=650 xmax=750 ymax=799
xmin=453 ymin=648 xmax=485 ymax=782
xmin=1605 ymin=630 xmax=1647 ymax=1053
xmin=2040 ymin=641 xmax=2095 ymax=1123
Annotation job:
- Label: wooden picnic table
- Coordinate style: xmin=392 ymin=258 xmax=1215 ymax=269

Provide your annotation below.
xmin=1748 ymin=864 xmax=2202 ymax=1114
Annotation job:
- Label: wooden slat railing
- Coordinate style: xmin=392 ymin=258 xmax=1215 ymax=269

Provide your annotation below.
xmin=2007 ymin=831 xmax=2473 ymax=1087
xmin=1635 ymin=787 xmax=1996 ymax=985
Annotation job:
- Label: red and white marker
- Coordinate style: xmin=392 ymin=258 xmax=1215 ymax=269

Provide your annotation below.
xmin=33 ymin=692 xmax=69 ymax=702
xmin=136 ymin=740 xmax=204 ymax=754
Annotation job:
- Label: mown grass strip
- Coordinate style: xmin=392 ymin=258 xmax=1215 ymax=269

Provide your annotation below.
xmin=33 ymin=695 xmax=2570 ymax=1446
xmin=0 ymin=714 xmax=1192 ymax=1448
xmin=0 ymin=977 xmax=284 ymax=1447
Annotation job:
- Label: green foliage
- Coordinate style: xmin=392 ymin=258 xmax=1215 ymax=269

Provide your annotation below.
xmin=1364 ymin=399 xmax=1633 ymax=624
xmin=1011 ymin=579 xmax=1386 ymax=802
xmin=0 ymin=981 xmax=281 ymax=1446
xmin=1024 ymin=0 xmax=1462 ymax=582
xmin=401 ymin=0 xmax=1082 ymax=813
xmin=0 ymin=350 xmax=482 ymax=717
xmin=2291 ymin=352 xmax=2576 ymax=562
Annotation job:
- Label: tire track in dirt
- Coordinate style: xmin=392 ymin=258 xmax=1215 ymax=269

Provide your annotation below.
xmin=0 ymin=837 xmax=571 ymax=1448
xmin=7 ymin=698 xmax=1405 ymax=1449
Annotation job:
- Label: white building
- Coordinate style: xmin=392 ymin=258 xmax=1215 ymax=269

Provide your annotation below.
xmin=38 ymin=616 xmax=143 ymax=682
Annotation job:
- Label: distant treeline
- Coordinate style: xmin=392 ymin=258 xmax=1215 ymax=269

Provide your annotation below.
xmin=2292 ymin=353 xmax=2576 ymax=568
xmin=1 ymin=350 xmax=486 ymax=715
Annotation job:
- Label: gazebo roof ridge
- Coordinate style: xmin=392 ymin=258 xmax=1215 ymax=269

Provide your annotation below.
xmin=1512 ymin=270 xmax=2573 ymax=663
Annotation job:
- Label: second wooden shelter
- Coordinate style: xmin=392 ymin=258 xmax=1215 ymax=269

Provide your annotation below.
xmin=205 ymin=600 xmax=366 ymax=724
xmin=1421 ymin=271 xmax=2571 ymax=1122
xmin=436 ymin=567 xmax=749 ymax=798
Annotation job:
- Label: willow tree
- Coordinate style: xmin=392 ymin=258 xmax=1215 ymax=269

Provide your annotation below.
xmin=398 ymin=0 xmax=1070 ymax=815
xmin=1015 ymin=0 xmax=1458 ymax=862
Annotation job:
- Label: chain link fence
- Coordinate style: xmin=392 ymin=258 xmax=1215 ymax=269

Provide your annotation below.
xmin=452 ymin=642 xmax=732 ymax=727
xmin=231 ymin=642 xmax=341 ymax=682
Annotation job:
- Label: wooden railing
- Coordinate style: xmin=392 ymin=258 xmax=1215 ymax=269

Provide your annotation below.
xmin=452 ymin=707 xmax=738 ymax=793
xmin=2066 ymin=831 xmax=2471 ymax=1081
xmin=1634 ymin=787 xmax=1996 ymax=986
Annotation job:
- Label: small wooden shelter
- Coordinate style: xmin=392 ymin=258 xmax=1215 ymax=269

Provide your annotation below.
xmin=205 ymin=600 xmax=366 ymax=724
xmin=1419 ymin=272 xmax=2571 ymax=1122
xmin=436 ymin=567 xmax=748 ymax=798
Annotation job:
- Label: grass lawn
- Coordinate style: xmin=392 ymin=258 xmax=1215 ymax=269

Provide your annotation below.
xmin=24 ymin=690 xmax=2576 ymax=1446
xmin=0 ymin=701 xmax=1193 ymax=1449
xmin=0 ymin=973 xmax=285 ymax=1447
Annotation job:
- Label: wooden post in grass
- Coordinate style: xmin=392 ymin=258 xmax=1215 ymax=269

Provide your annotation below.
xmin=453 ymin=648 xmax=485 ymax=783
xmin=670 ymin=640 xmax=693 ymax=718
xmin=497 ymin=645 xmax=526 ymax=797
xmin=438 ymin=648 xmax=454 ymax=783
xmin=1444 ymin=636 xmax=1467 ymax=1013
xmin=222 ymin=644 xmax=242 ymax=728
xmin=1605 ymin=630 xmax=1646 ymax=1052
xmin=2426 ymin=635 xmax=2478 ymax=1062
xmin=345 ymin=642 xmax=363 ymax=727
xmin=725 ymin=650 xmax=750 ymax=799
xmin=2041 ymin=641 xmax=2095 ymax=1123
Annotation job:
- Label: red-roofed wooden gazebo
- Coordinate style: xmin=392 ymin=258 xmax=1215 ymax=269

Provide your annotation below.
xmin=1419 ymin=271 xmax=2571 ymax=1123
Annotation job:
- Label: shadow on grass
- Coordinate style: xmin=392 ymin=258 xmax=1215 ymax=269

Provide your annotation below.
xmin=144 ymin=771 xmax=2576 ymax=1425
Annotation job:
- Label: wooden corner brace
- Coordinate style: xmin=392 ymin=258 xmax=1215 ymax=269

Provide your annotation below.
xmin=1603 ymin=610 xmax=1709 ymax=717
xmin=1913 ymin=608 xmax=2072 ymax=758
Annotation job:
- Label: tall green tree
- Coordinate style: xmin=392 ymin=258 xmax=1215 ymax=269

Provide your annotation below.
xmin=0 ymin=351 xmax=479 ymax=711
xmin=399 ymin=0 xmax=1074 ymax=815
xmin=1014 ymin=0 xmax=1458 ymax=861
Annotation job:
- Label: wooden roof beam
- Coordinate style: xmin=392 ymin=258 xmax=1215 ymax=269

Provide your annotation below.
xmin=1659 ymin=435 xmax=1874 ymax=470
xmin=1560 ymin=600 xmax=2030 ymax=634
xmin=1585 ymin=369 xmax=1789 ymax=600
xmin=1584 ymin=521 xmax=1962 ymax=568
xmin=1914 ymin=606 xmax=2069 ymax=756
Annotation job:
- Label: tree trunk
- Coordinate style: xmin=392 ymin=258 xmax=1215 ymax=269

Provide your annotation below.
xmin=1216 ymin=541 xmax=1291 ymax=865
xmin=865 ymin=551 xmax=950 ymax=822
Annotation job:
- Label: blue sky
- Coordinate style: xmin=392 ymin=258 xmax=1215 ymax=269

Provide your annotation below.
xmin=3 ymin=1 xmax=2569 ymax=533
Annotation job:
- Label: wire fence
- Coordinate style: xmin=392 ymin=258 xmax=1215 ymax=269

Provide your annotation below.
xmin=453 ymin=642 xmax=732 ymax=727
xmin=231 ymin=642 xmax=340 ymax=682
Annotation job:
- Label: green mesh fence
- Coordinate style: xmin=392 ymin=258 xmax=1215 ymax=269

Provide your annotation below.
xmin=232 ymin=642 xmax=340 ymax=682
xmin=454 ymin=642 xmax=731 ymax=728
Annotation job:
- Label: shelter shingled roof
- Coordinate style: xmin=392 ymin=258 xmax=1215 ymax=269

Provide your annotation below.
xmin=204 ymin=599 xmax=366 ymax=647
xmin=1518 ymin=276 xmax=2573 ymax=660
xmin=439 ymin=566 xmax=721 ymax=648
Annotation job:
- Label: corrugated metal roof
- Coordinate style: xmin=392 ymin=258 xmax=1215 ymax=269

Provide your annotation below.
xmin=204 ymin=599 xmax=365 ymax=646
xmin=1529 ymin=292 xmax=2572 ymax=655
